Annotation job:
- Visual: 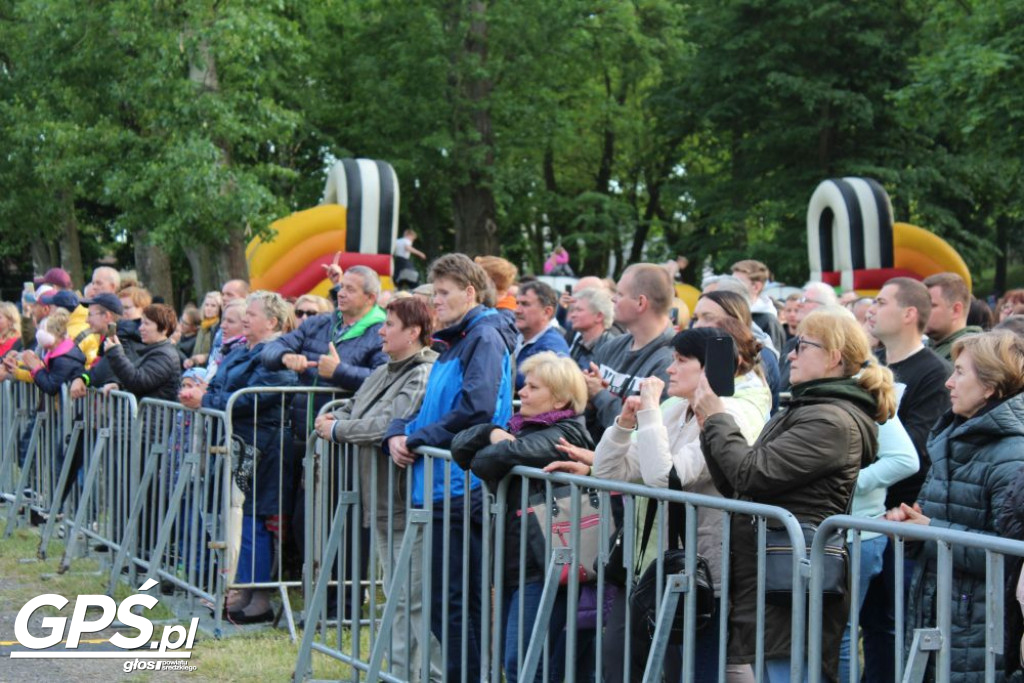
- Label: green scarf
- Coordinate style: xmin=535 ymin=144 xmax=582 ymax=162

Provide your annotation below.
xmin=334 ymin=305 xmax=387 ymax=343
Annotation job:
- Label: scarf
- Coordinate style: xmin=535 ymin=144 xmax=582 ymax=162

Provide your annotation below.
xmin=507 ymin=408 xmax=577 ymax=436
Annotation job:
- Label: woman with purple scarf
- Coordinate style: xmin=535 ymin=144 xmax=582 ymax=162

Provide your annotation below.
xmin=451 ymin=351 xmax=593 ymax=683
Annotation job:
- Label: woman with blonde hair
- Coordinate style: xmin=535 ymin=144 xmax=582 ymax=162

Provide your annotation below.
xmin=451 ymin=351 xmax=591 ymax=683
xmin=0 ymin=302 xmax=22 ymax=358
xmin=180 ymin=291 xmax=297 ymax=624
xmin=190 ymin=291 xmax=222 ymax=366
xmin=694 ymin=306 xmax=896 ymax=683
xmin=292 ymin=294 xmax=332 ymax=326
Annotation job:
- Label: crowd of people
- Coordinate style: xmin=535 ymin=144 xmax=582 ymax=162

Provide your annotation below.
xmin=2 ymin=253 xmax=1024 ymax=682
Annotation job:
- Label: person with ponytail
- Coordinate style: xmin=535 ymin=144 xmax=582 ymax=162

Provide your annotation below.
xmin=693 ymin=306 xmax=895 ymax=683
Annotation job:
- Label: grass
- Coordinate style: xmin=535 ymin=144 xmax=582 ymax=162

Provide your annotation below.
xmin=0 ymin=516 xmax=365 ymax=681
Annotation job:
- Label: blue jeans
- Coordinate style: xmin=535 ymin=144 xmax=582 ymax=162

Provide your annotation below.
xmin=859 ymin=537 xmax=916 ymax=683
xmin=504 ymin=582 xmax=568 ymax=683
xmin=429 ymin=487 xmax=485 ymax=681
xmin=838 ymin=534 xmax=887 ymax=682
xmin=236 ymin=514 xmax=272 ymax=584
xmin=764 ymin=658 xmax=809 ymax=683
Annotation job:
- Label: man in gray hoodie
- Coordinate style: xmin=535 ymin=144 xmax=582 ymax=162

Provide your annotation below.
xmin=584 ymin=263 xmax=675 ymax=441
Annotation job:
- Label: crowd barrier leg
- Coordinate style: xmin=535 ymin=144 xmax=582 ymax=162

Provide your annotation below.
xmin=3 ymin=412 xmax=41 ymax=536
xmin=518 ymin=547 xmax=572 ymax=683
xmin=37 ymin=418 xmax=83 ymax=559
xmin=109 ymin=437 xmax=166 ymax=585
xmin=59 ymin=425 xmax=109 ymax=574
xmin=293 ymin=487 xmax=359 ymax=682
xmin=364 ymin=509 xmax=429 ymax=683
xmin=144 ymin=451 xmax=200 ymax=586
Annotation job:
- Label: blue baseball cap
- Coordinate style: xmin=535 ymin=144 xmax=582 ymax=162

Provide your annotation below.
xmin=80 ymin=292 xmax=124 ymax=316
xmin=40 ymin=290 xmax=80 ymax=312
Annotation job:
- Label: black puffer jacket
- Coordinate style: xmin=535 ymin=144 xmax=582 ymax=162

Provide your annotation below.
xmin=451 ymin=413 xmax=593 ymax=585
xmin=909 ymin=393 xmax=1024 ymax=682
xmin=998 ymin=461 xmax=1024 ymax=677
xmin=105 ymin=339 xmax=181 ymax=402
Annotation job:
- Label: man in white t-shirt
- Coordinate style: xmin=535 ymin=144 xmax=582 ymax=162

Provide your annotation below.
xmin=394 ymin=229 xmax=426 ymax=289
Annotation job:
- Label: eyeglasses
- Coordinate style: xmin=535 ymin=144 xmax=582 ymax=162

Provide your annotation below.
xmin=793 ymin=336 xmax=826 ymax=355
xmin=295 ymin=309 xmax=319 ymax=318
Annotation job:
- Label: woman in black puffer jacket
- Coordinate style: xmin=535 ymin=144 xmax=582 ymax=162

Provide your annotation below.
xmin=451 ymin=351 xmax=592 ymax=683
xmin=102 ymin=303 xmax=181 ymax=402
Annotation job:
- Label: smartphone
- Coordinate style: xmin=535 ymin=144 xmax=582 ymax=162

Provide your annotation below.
xmin=669 ymin=307 xmax=679 ymax=326
xmin=705 ymin=336 xmax=736 ymax=397
xmin=564 ymin=284 xmax=573 ymax=295
xmin=107 ymin=323 xmax=117 ymax=339
xmin=23 ymin=281 xmax=35 ymax=294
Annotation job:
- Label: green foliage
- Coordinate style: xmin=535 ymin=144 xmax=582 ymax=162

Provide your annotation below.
xmin=1 ymin=0 xmax=1021 ymax=298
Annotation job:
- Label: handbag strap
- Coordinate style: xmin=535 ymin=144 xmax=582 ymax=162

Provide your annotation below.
xmin=635 ymin=465 xmax=687 ymax=573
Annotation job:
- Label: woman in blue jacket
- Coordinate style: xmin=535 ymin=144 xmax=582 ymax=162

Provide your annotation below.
xmin=181 ymin=291 xmax=297 ymax=624
xmin=385 ymin=253 xmax=517 ymax=682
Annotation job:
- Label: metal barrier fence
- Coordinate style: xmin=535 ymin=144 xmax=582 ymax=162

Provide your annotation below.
xmin=294 ymin=447 xmax=813 ymax=683
xmin=6 ymin=378 xmax=1024 ymax=683
xmin=1 ymin=383 xmax=73 ymax=536
xmin=808 ymin=515 xmax=1024 ymax=683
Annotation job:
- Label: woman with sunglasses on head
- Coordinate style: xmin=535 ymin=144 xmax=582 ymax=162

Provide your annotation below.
xmin=693 ymin=306 xmax=896 ymax=683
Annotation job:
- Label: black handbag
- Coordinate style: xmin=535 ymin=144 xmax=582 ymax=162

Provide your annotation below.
xmin=625 ymin=469 xmax=716 ymax=642
xmin=763 ymin=522 xmax=847 ymax=605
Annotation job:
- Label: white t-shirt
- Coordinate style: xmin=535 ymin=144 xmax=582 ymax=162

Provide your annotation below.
xmin=394 ymin=237 xmax=412 ymax=259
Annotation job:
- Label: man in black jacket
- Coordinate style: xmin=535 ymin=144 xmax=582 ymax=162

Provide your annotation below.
xmin=860 ymin=276 xmax=952 ymax=682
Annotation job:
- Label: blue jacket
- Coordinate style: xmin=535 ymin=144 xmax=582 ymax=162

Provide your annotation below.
xmin=515 ymin=325 xmax=570 ymax=390
xmin=204 ymin=340 xmax=297 ymax=516
xmin=261 ymin=307 xmax=388 ymax=432
xmin=32 ymin=341 xmax=86 ymax=396
xmin=384 ymin=305 xmax=517 ymax=505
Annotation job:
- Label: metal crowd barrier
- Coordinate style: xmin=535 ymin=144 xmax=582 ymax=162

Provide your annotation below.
xmin=221 ymin=386 xmax=344 ymax=641
xmin=294 ymin=448 xmax=812 ymax=683
xmin=43 ymin=388 xmax=138 ymax=571
xmin=104 ymin=397 xmax=230 ymax=624
xmin=808 ymin=515 xmax=1024 ymax=683
xmin=2 ymin=383 xmax=72 ymax=535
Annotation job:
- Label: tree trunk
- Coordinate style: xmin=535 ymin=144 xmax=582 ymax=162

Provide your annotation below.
xmin=133 ymin=228 xmax=173 ymax=301
xmin=451 ymin=0 xmax=498 ymax=257
xmin=56 ymin=190 xmax=85 ymax=290
xmin=30 ymin=241 xmax=59 ymax=277
xmin=187 ymin=34 xmax=249 ymax=284
xmin=183 ymin=242 xmax=221 ymax=302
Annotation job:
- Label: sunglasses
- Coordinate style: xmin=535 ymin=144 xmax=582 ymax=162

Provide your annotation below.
xmin=295 ymin=309 xmax=319 ymax=319
xmin=793 ymin=336 xmax=826 ymax=355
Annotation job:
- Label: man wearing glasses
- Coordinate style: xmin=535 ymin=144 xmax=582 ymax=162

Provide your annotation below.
xmin=778 ymin=281 xmax=838 ymax=388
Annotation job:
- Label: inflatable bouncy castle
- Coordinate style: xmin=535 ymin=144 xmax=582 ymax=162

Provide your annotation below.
xmin=807 ymin=177 xmax=971 ymax=295
xmin=246 ymin=159 xmax=399 ymax=298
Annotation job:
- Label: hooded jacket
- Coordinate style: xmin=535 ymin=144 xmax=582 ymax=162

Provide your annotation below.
xmin=327 ymin=347 xmax=437 ymax=527
xmin=700 ymin=377 xmax=879 ymax=682
xmin=31 ymin=338 xmax=86 ymax=396
xmin=909 ymin=392 xmax=1024 ymax=681
xmin=384 ymin=305 xmax=517 ymax=505
xmin=261 ymin=306 xmax=388 ymax=432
